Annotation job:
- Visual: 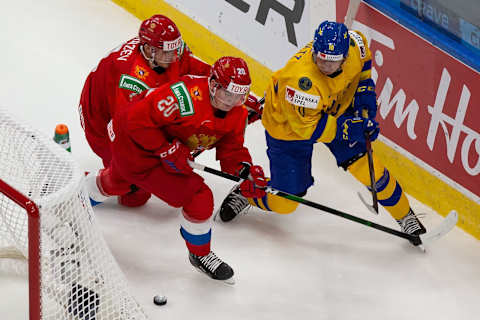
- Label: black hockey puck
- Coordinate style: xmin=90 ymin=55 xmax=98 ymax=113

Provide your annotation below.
xmin=153 ymin=295 xmax=167 ymax=306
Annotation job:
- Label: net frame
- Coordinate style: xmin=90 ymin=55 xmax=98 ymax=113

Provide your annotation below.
xmin=0 ymin=108 xmax=149 ymax=320
xmin=0 ymin=178 xmax=41 ymax=317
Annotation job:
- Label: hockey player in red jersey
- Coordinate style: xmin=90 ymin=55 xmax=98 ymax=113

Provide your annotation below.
xmin=78 ymin=14 xmax=211 ymax=207
xmin=85 ymin=57 xmax=267 ymax=283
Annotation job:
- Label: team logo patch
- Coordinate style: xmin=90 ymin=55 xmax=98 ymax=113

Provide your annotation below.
xmin=190 ymin=86 xmax=203 ymax=101
xmin=119 ymin=74 xmax=150 ymax=94
xmin=170 ymin=82 xmax=195 ymax=116
xmin=298 ymin=77 xmax=312 ymax=91
xmin=134 ymin=65 xmax=149 ymax=80
xmin=186 ymin=134 xmax=218 ymax=150
xmin=285 ymin=86 xmax=320 ymax=109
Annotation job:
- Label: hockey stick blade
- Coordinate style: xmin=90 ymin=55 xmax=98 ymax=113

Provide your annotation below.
xmin=190 ymin=161 xmax=459 ymax=248
xmin=357 ymin=192 xmax=379 ymax=215
xmin=419 ymin=210 xmax=458 ymax=245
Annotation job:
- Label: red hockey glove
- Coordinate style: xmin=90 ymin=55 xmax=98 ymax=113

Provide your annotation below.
xmin=238 ymin=165 xmax=267 ymax=198
xmin=157 ymin=139 xmax=193 ymax=175
xmin=245 ymin=95 xmax=264 ymax=124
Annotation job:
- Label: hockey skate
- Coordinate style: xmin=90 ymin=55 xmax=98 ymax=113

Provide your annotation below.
xmin=189 ymin=251 xmax=235 ymax=284
xmin=215 ymin=185 xmax=251 ymax=222
xmin=396 ymin=209 xmax=426 ymax=247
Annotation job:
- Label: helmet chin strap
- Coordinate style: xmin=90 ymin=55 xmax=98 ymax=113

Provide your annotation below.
xmin=208 ymin=79 xmax=218 ymax=105
xmin=208 ymin=86 xmax=226 ymax=116
xmin=140 ymin=44 xmax=160 ymax=68
xmin=208 ymin=78 xmax=241 ymax=113
xmin=209 ymin=90 xmax=219 ymax=110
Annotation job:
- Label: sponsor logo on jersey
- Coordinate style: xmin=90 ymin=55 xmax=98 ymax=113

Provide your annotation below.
xmin=170 ymin=82 xmax=195 ymax=116
xmin=119 ymin=74 xmax=150 ymax=94
xmin=298 ymin=77 xmax=312 ymax=90
xmin=349 ymin=31 xmax=366 ymax=59
xmin=285 ymin=86 xmax=320 ymax=109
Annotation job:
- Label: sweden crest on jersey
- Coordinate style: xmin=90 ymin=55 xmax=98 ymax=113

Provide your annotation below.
xmin=298 ymin=77 xmax=312 ymax=91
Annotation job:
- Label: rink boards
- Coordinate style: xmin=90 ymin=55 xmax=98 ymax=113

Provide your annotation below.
xmin=111 ymin=0 xmax=480 ymax=239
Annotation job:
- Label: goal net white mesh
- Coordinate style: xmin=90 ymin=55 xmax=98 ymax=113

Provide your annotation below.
xmin=0 ymin=108 xmax=148 ymax=320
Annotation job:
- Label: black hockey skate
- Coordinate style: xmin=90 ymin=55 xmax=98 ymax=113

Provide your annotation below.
xmin=396 ymin=209 xmax=426 ymax=246
xmin=189 ymin=251 xmax=235 ymax=284
xmin=216 ymin=185 xmax=250 ymax=222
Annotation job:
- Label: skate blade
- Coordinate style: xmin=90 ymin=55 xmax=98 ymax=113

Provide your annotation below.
xmin=192 ymin=267 xmax=235 ymax=285
xmin=223 ymin=276 xmax=235 ymax=285
xmin=213 ymin=208 xmax=220 ymax=222
xmin=416 ymin=244 xmax=426 ymax=252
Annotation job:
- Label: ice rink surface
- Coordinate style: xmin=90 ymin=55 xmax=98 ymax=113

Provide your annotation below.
xmin=0 ymin=1 xmax=479 ymax=319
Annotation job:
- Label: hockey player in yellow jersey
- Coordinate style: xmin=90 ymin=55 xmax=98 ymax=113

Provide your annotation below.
xmin=218 ymin=21 xmax=426 ymax=244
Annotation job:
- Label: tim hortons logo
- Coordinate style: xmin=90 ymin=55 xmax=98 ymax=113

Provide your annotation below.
xmin=354 ymin=22 xmax=480 ymax=182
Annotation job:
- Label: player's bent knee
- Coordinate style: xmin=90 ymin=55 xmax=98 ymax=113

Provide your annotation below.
xmin=183 ymin=183 xmax=214 ymax=221
xmin=118 ymin=187 xmax=151 ymax=207
xmin=339 ymin=152 xmax=366 ymax=171
xmin=347 ymin=153 xmax=385 ymax=187
xmin=97 ymin=167 xmax=132 ymax=196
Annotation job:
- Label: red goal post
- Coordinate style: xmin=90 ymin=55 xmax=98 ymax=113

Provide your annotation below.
xmin=0 ymin=108 xmax=148 ymax=320
xmin=0 ymin=178 xmax=41 ymax=318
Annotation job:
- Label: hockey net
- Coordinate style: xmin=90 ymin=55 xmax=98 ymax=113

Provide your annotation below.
xmin=0 ymin=108 xmax=148 ymax=320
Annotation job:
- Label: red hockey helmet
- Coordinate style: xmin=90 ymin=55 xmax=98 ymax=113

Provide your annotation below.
xmin=139 ymin=15 xmax=182 ymax=50
xmin=209 ymin=57 xmax=251 ymax=111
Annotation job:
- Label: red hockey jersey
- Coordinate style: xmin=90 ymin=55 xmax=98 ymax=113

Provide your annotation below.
xmin=79 ymin=37 xmax=211 ymax=140
xmin=109 ymin=75 xmax=252 ymax=177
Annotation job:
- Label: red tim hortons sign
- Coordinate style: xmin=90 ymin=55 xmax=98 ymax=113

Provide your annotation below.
xmin=337 ymin=1 xmax=480 ymax=201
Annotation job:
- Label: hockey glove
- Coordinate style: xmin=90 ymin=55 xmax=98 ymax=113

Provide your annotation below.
xmin=353 ymin=79 xmax=377 ymax=120
xmin=337 ymin=114 xmax=380 ymax=144
xmin=157 ymin=139 xmax=193 ymax=175
xmin=236 ymin=163 xmax=267 ymax=198
xmin=245 ymin=94 xmax=264 ymax=124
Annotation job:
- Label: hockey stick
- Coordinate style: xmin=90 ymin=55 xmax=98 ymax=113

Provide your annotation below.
xmin=345 ymin=1 xmax=379 ymax=214
xmin=357 ymin=134 xmax=379 ymax=214
xmin=189 ymin=160 xmax=458 ymax=247
xmin=344 ymin=0 xmax=362 ymax=28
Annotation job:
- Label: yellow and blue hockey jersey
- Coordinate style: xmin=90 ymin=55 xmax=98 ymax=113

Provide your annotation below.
xmin=262 ymin=30 xmax=373 ymax=142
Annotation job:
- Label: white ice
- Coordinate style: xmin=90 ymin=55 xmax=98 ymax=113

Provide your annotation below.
xmin=0 ymin=1 xmax=479 ymax=319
